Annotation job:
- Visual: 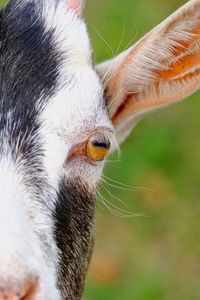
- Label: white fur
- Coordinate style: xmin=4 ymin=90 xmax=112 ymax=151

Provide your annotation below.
xmin=39 ymin=3 xmax=114 ymax=189
xmin=2 ymin=0 xmax=200 ymax=298
xmin=41 ymin=0 xmax=92 ymax=68
xmin=0 ymin=156 xmax=60 ymax=299
xmin=41 ymin=67 xmax=113 ymax=188
xmin=0 ymin=1 xmax=113 ymax=297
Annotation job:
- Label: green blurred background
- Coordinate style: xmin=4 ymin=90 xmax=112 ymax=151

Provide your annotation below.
xmin=1 ymin=0 xmax=200 ymax=299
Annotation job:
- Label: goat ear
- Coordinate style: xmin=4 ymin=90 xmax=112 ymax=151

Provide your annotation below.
xmin=97 ymin=0 xmax=200 ymax=144
xmin=66 ymin=0 xmax=85 ymax=18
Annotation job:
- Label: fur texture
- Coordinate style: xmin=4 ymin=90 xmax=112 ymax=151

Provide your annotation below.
xmin=0 ymin=0 xmax=112 ymax=299
xmin=0 ymin=0 xmax=200 ymax=299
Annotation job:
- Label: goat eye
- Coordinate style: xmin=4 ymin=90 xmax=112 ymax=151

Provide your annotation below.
xmin=86 ymin=135 xmax=110 ymax=161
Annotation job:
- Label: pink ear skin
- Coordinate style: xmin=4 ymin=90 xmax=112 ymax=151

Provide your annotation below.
xmin=67 ymin=0 xmax=84 ymax=18
xmin=97 ymin=0 xmax=200 ymax=146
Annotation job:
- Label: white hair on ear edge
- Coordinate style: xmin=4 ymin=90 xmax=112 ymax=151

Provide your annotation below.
xmin=97 ymin=0 xmax=200 ymax=145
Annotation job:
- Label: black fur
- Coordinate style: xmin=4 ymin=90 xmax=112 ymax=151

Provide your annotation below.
xmin=0 ymin=1 xmax=96 ymax=299
xmin=0 ymin=0 xmax=60 ymax=161
xmin=54 ymin=178 xmax=95 ymax=300
xmin=0 ymin=0 xmax=61 ymax=196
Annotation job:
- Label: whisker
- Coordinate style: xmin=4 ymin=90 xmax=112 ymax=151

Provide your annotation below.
xmin=115 ymin=21 xmax=126 ymax=56
xmin=96 ymin=189 xmax=122 ymax=217
xmin=98 ymin=26 xmax=139 ymax=92
xmin=102 ymin=174 xmax=153 ymax=192
xmin=102 ymin=180 xmax=128 ymax=208
xmin=92 ymin=25 xmax=115 ymax=58
xmin=124 ymin=23 xmax=139 ymax=50
xmin=104 ymin=157 xmax=121 ymax=168
xmin=96 ymin=187 xmax=145 ymax=218
xmin=104 ymin=163 xmax=121 ymax=169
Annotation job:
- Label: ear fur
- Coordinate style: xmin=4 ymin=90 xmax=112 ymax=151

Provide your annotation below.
xmin=66 ymin=0 xmax=85 ymax=18
xmin=97 ymin=0 xmax=200 ymax=144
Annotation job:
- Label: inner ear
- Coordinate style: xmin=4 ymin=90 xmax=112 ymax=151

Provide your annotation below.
xmin=96 ymin=0 xmax=200 ymax=148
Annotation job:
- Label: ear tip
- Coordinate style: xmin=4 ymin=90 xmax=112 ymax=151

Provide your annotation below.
xmin=67 ymin=0 xmax=85 ymax=18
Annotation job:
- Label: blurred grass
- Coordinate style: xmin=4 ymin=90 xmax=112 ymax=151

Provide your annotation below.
xmin=1 ymin=0 xmax=200 ymax=299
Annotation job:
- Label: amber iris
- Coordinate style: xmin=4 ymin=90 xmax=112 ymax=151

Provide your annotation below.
xmin=86 ymin=135 xmax=111 ymax=161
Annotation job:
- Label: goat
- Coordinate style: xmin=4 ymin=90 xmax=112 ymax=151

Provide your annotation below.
xmin=0 ymin=0 xmax=199 ymax=299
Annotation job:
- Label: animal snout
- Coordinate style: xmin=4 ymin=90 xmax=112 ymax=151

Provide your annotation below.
xmin=0 ymin=277 xmax=39 ymax=300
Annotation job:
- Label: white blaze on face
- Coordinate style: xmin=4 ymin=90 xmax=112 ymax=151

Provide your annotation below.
xmin=39 ymin=6 xmax=114 ymax=189
xmin=0 ymin=157 xmax=35 ymax=274
xmin=41 ymin=68 xmax=112 ymax=187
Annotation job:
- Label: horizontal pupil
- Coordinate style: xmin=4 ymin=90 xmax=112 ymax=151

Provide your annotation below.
xmin=92 ymin=140 xmax=110 ymax=149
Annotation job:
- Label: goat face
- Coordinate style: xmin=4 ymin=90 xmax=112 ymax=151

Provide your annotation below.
xmin=0 ymin=0 xmax=113 ymax=299
xmin=1 ymin=0 xmax=200 ymax=299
